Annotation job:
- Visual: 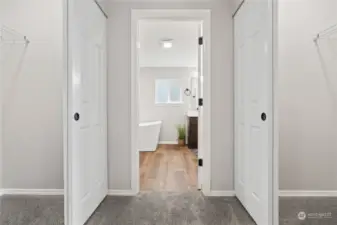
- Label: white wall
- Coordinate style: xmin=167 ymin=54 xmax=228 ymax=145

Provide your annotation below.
xmin=139 ymin=67 xmax=192 ymax=143
xmin=108 ymin=1 xmax=233 ymax=191
xmin=0 ymin=0 xmax=63 ymax=189
xmin=96 ymin=0 xmax=109 ymax=14
xmin=230 ymin=0 xmax=244 ymax=14
xmin=279 ymin=0 xmax=337 ymax=190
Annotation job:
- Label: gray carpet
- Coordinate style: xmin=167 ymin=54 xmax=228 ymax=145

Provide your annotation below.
xmin=279 ymin=197 xmax=337 ymax=225
xmin=2 ymin=194 xmax=337 ymax=225
xmin=0 ymin=195 xmax=64 ymax=225
xmin=0 ymin=192 xmax=255 ymax=225
xmin=85 ymin=191 xmax=255 ymax=225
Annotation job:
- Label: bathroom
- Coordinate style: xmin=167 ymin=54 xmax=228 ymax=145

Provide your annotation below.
xmin=137 ymin=19 xmax=202 ymax=192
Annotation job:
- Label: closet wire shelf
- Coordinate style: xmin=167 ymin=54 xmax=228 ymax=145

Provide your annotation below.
xmin=0 ymin=26 xmax=30 ymax=45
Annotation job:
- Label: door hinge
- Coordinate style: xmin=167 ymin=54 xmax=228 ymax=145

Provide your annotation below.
xmin=198 ymin=37 xmax=203 ymax=45
xmin=198 ymin=158 xmax=203 ymax=167
xmin=198 ymin=98 xmax=203 ymax=106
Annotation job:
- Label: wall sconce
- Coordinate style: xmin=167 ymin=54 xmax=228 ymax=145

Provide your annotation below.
xmin=184 ymin=88 xmax=191 ymax=96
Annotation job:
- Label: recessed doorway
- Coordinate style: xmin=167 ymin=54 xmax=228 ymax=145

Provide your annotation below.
xmin=131 ymin=10 xmax=212 ymax=195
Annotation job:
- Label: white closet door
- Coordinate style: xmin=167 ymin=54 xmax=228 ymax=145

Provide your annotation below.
xmin=66 ymin=0 xmax=108 ymax=224
xmin=234 ymin=1 xmax=274 ymax=225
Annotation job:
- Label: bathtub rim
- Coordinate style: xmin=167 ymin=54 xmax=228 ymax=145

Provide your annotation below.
xmin=139 ymin=120 xmax=162 ymax=127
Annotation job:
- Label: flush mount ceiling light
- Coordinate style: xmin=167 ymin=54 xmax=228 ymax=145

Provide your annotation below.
xmin=160 ymin=39 xmax=173 ymax=49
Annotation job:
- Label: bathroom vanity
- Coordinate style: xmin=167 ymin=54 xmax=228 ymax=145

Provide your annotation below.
xmin=186 ymin=110 xmax=198 ymax=149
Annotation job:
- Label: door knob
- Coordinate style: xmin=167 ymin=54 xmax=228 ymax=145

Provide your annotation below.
xmin=74 ymin=112 xmax=80 ymax=121
xmin=261 ymin=112 xmax=267 ymax=121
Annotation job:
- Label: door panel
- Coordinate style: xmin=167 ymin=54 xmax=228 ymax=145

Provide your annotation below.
xmin=234 ymin=1 xmax=273 ymax=225
xmin=67 ymin=0 xmax=108 ymax=224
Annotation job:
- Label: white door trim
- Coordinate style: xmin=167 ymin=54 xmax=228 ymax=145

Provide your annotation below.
xmin=131 ymin=9 xmax=211 ymax=195
xmin=272 ymin=0 xmax=279 ymax=225
xmin=0 ymin=30 xmax=3 ymax=193
xmin=63 ymin=0 xmax=70 ymax=224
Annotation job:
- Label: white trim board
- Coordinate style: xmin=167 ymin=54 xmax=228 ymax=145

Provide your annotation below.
xmin=107 ymin=189 xmax=235 ymax=197
xmin=138 ymin=148 xmax=156 ymax=152
xmin=108 ymin=189 xmax=137 ymax=196
xmin=1 ymin=189 xmax=64 ymax=196
xmin=272 ymin=1 xmax=279 ymax=225
xmin=158 ymin=141 xmax=178 ymax=145
xmin=131 ymin=9 xmax=212 ymax=195
xmin=279 ymin=190 xmax=337 ymax=197
xmin=207 ymin=190 xmax=236 ymax=197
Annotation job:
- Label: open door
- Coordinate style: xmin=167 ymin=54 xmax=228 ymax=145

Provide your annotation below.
xmin=66 ymin=0 xmax=108 ymax=224
xmin=234 ymin=1 xmax=274 ymax=225
xmin=197 ymin=24 xmax=204 ymax=191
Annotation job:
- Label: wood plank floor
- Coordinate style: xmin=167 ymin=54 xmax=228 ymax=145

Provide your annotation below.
xmin=139 ymin=145 xmax=198 ymax=192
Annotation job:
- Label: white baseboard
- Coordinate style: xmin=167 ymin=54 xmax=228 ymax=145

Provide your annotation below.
xmin=279 ymin=190 xmax=337 ymax=197
xmin=159 ymin=141 xmax=178 ymax=145
xmin=1 ymin=189 xmax=64 ymax=196
xmin=138 ymin=148 xmax=156 ymax=152
xmin=108 ymin=189 xmax=137 ymax=196
xmin=207 ymin=190 xmax=236 ymax=197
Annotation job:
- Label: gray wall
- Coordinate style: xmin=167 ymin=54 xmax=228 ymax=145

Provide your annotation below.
xmin=139 ymin=67 xmax=191 ymax=143
xmin=279 ymin=0 xmax=337 ymax=190
xmin=0 ymin=0 xmax=63 ymax=189
xmin=108 ymin=1 xmax=234 ymax=191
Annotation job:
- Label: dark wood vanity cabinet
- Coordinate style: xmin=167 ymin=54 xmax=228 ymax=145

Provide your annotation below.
xmin=188 ymin=117 xmax=198 ymax=149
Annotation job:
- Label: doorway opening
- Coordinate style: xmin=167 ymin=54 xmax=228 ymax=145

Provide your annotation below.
xmin=131 ymin=10 xmax=211 ymax=195
xmin=137 ymin=20 xmax=200 ymax=192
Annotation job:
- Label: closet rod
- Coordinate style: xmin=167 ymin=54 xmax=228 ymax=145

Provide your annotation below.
xmin=0 ymin=26 xmax=30 ymax=45
xmin=314 ymin=23 xmax=337 ymax=42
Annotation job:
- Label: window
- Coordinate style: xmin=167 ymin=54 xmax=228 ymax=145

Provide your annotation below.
xmin=155 ymin=79 xmax=183 ymax=104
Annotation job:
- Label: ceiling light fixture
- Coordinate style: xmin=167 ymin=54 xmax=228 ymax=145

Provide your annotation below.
xmin=161 ymin=39 xmax=173 ymax=49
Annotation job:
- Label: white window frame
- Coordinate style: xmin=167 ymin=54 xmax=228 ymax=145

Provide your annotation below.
xmin=154 ymin=78 xmax=183 ymax=105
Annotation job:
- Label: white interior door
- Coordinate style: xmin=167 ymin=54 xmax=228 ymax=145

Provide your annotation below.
xmin=67 ymin=0 xmax=108 ymax=224
xmin=0 ymin=41 xmax=3 ymax=190
xmin=197 ymin=24 xmax=204 ymax=190
xmin=234 ymin=1 xmax=274 ymax=225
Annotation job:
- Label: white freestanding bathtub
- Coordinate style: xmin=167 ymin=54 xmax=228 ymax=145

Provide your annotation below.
xmin=138 ymin=120 xmax=162 ymax=152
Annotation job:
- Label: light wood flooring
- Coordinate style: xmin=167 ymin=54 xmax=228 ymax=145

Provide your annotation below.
xmin=139 ymin=145 xmax=198 ymax=192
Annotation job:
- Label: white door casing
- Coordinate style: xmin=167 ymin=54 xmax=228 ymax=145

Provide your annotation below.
xmin=197 ymin=23 xmax=204 ymax=190
xmin=234 ymin=1 xmax=274 ymax=225
xmin=0 ymin=40 xmax=3 ymax=191
xmin=66 ymin=0 xmax=108 ymax=224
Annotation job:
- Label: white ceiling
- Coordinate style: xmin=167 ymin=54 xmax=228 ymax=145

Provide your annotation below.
xmin=96 ymin=0 xmax=214 ymax=14
xmin=139 ymin=20 xmax=199 ymax=68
